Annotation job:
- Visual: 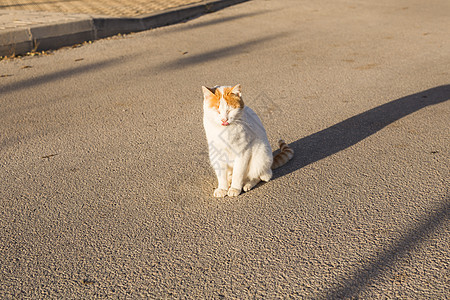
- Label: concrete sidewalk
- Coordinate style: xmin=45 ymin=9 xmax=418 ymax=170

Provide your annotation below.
xmin=0 ymin=0 xmax=248 ymax=57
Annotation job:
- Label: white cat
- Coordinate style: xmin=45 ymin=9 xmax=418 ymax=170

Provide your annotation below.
xmin=202 ymin=84 xmax=294 ymax=197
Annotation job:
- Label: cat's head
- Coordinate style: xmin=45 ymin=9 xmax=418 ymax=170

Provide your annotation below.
xmin=202 ymin=84 xmax=244 ymax=126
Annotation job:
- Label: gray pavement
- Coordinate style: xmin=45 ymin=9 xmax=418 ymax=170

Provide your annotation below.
xmin=1 ymin=0 xmax=449 ymax=298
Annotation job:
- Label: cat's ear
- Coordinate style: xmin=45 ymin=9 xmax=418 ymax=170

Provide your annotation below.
xmin=230 ymin=84 xmax=241 ymax=97
xmin=202 ymin=86 xmax=215 ymax=100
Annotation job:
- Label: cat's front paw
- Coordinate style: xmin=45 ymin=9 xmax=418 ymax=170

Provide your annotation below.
xmin=227 ymin=187 xmax=241 ymax=197
xmin=214 ymin=188 xmax=228 ymax=198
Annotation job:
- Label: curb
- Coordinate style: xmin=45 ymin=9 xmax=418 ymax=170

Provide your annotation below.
xmin=0 ymin=0 xmax=249 ymax=57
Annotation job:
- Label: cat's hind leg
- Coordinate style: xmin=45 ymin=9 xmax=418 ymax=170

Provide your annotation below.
xmin=260 ymin=169 xmax=273 ymax=182
xmin=243 ymin=178 xmax=261 ymax=192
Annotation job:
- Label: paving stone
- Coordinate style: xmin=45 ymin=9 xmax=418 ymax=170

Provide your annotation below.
xmin=0 ymin=0 xmax=204 ymax=17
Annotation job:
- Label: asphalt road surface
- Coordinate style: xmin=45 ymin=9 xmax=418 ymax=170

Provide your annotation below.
xmin=1 ymin=0 xmax=449 ymax=298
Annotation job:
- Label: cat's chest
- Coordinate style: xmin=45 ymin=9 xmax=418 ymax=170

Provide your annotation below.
xmin=212 ymin=125 xmax=252 ymax=155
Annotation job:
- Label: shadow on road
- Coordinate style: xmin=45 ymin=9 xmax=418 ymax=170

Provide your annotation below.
xmin=152 ymin=32 xmax=290 ymax=72
xmin=268 ymin=85 xmax=449 ymax=298
xmin=321 ymin=198 xmax=449 ymax=299
xmin=0 ymin=56 xmax=136 ymax=150
xmin=0 ymin=56 xmax=127 ymax=96
xmin=166 ymin=11 xmax=271 ymax=33
xmin=273 ymin=84 xmax=450 ymax=179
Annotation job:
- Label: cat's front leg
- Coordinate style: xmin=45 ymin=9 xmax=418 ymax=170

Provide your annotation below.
xmin=213 ymin=161 xmax=229 ymax=197
xmin=228 ymin=152 xmax=250 ymax=197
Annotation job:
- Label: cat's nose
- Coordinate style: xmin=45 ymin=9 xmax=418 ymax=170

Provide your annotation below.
xmin=221 ymin=118 xmax=230 ymax=126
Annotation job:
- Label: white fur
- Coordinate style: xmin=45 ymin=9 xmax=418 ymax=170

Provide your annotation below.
xmin=202 ymin=85 xmax=273 ymax=197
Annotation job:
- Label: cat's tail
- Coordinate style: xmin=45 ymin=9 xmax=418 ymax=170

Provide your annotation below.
xmin=271 ymin=139 xmax=294 ymax=169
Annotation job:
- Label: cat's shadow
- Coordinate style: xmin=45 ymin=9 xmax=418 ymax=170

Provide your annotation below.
xmin=259 ymin=85 xmax=449 ymax=185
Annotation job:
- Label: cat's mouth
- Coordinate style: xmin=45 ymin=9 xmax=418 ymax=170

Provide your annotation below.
xmin=221 ymin=121 xmax=230 ymax=126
